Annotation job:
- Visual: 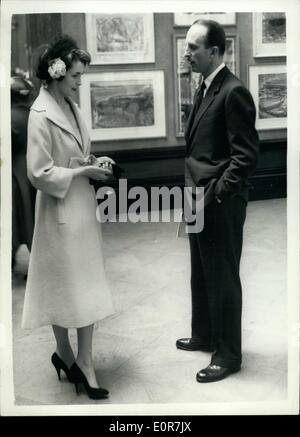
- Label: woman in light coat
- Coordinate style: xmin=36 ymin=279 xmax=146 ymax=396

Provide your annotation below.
xmin=22 ymin=35 xmax=115 ymax=400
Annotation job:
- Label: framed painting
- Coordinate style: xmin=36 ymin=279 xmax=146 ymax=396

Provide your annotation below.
xmin=174 ymin=12 xmax=236 ymax=27
xmin=252 ymin=12 xmax=286 ymax=57
xmin=79 ymin=70 xmax=166 ymax=141
xmin=248 ymin=64 xmax=287 ymax=130
xmin=85 ymin=13 xmax=155 ymax=64
xmin=174 ymin=35 xmax=200 ymax=135
xmin=174 ymin=34 xmax=239 ymax=136
xmin=225 ymin=35 xmax=239 ymax=77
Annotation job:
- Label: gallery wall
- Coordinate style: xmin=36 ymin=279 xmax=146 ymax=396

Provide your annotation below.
xmin=61 ymin=13 xmax=287 ymax=149
xmin=63 ymin=13 xmax=182 ymax=152
xmin=11 ymin=12 xmax=287 ymax=199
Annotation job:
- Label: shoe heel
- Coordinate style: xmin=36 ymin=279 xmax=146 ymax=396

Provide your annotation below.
xmin=51 ymin=353 xmax=74 ymax=384
xmin=69 ymin=362 xmax=109 ymax=400
xmin=51 ymin=355 xmax=61 ymax=381
xmin=55 ymin=367 xmax=61 ymax=381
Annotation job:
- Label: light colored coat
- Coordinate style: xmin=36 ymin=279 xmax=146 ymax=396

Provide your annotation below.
xmin=22 ymin=86 xmax=114 ymax=329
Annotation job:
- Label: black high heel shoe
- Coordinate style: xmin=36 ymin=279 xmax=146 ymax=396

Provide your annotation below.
xmin=51 ymin=353 xmax=75 ymax=383
xmin=69 ymin=362 xmax=109 ymax=400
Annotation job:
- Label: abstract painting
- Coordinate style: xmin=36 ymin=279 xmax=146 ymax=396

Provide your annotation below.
xmin=253 ymin=12 xmax=286 ymax=57
xmin=85 ymin=13 xmax=155 ymax=64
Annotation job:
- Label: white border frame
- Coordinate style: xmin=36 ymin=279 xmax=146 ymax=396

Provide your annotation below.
xmin=174 ymin=34 xmax=200 ymax=136
xmin=79 ymin=70 xmax=166 ymax=141
xmin=224 ymin=34 xmax=239 ymax=77
xmin=85 ymin=13 xmax=155 ymax=64
xmin=1 ymin=0 xmax=299 ymax=418
xmin=248 ymin=63 xmax=287 ymax=130
xmin=252 ymin=12 xmax=286 ymax=57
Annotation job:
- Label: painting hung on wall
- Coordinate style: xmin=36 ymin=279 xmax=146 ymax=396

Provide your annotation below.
xmin=79 ymin=70 xmax=166 ymax=141
xmin=175 ymin=34 xmax=239 ymax=135
xmin=253 ymin=12 xmax=286 ymax=57
xmin=175 ymin=36 xmax=200 ymax=135
xmin=174 ymin=12 xmax=236 ymax=26
xmin=85 ymin=13 xmax=155 ymax=64
xmin=248 ymin=64 xmax=287 ymax=130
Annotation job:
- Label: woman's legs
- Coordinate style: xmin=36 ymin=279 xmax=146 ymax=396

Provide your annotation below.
xmin=52 ymin=325 xmax=75 ymax=368
xmin=76 ymin=324 xmax=99 ymax=388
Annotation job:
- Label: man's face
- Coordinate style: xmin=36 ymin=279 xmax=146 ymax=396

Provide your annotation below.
xmin=184 ymin=24 xmax=213 ymax=78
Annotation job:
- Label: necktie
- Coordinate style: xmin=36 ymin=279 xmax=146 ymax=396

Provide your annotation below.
xmin=187 ymin=81 xmax=206 ymax=130
xmin=194 ymin=80 xmax=206 ymax=111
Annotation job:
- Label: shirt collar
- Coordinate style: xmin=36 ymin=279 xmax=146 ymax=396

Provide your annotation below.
xmin=204 ymin=62 xmax=226 ymax=92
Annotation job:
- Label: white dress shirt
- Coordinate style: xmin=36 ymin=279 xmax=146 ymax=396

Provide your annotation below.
xmin=203 ymin=62 xmax=226 ymax=97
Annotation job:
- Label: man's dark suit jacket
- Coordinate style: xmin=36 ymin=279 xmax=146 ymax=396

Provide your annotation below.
xmin=185 ymin=66 xmax=259 ymax=206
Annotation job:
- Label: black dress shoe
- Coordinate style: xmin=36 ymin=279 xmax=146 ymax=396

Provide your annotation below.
xmin=176 ymin=338 xmax=214 ymax=352
xmin=69 ymin=363 xmax=109 ymax=400
xmin=51 ymin=353 xmax=75 ymax=383
xmin=196 ymin=364 xmax=240 ymax=383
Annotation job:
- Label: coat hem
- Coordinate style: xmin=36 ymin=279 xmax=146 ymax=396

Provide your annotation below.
xmin=22 ymin=309 xmax=115 ymax=330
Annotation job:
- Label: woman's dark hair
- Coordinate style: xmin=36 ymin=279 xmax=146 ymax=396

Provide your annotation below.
xmin=192 ymin=19 xmax=226 ymax=55
xmin=36 ymin=34 xmax=91 ymax=83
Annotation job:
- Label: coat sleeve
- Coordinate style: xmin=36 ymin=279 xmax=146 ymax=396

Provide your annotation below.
xmin=26 ymin=110 xmax=74 ymax=199
xmin=214 ymin=85 xmax=259 ymax=200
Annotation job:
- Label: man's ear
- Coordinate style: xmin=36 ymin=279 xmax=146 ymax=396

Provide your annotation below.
xmin=211 ymin=46 xmax=219 ymax=56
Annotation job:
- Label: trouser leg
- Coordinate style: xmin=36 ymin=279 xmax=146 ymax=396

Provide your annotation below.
xmin=189 ymin=232 xmax=212 ymax=346
xmin=211 ymin=196 xmax=246 ymax=368
xmin=193 ymin=196 xmax=246 ymax=369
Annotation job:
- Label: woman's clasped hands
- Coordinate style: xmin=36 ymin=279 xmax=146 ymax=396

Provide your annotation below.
xmin=73 ymin=156 xmax=116 ymax=181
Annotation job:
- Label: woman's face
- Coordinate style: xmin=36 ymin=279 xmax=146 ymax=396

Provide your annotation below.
xmin=57 ymin=60 xmax=86 ymax=98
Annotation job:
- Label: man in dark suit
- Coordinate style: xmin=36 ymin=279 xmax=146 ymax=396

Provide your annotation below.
xmin=176 ymin=19 xmax=259 ymax=382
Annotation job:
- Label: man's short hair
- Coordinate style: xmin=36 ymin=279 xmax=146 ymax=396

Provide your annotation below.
xmin=192 ymin=19 xmax=226 ymax=55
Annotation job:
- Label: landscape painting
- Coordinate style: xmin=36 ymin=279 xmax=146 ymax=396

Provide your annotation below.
xmin=79 ymin=71 xmax=166 ymax=141
xmin=85 ymin=13 xmax=155 ymax=64
xmin=259 ymin=73 xmax=287 ymax=119
xmin=91 ymin=81 xmax=154 ymax=129
xmin=249 ymin=64 xmax=287 ymax=130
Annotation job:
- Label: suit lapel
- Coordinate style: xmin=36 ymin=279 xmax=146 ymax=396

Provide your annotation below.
xmin=184 ymin=85 xmax=203 ymax=143
xmin=186 ymin=66 xmax=230 ymax=147
xmin=188 ymin=88 xmax=216 ymax=142
xmin=184 ymin=100 xmax=198 ymax=143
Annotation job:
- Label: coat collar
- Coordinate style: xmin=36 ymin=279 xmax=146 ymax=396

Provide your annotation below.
xmin=31 ymin=86 xmax=89 ymax=154
xmin=65 ymin=96 xmax=90 ymax=155
xmin=185 ymin=66 xmax=230 ymax=146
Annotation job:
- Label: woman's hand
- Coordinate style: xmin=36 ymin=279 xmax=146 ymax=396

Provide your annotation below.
xmin=73 ymin=165 xmax=112 ymax=181
xmin=97 ymin=156 xmax=116 ymax=166
xmin=97 ymin=156 xmax=115 ymax=173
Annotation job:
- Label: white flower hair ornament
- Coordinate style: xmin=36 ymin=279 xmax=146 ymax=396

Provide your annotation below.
xmin=48 ymin=58 xmax=66 ymax=79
